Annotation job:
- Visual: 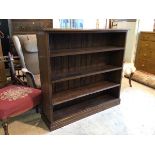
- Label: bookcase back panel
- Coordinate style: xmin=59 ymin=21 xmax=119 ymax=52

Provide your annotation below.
xmin=51 ymin=51 xmax=124 ymax=81
xmin=53 ymin=86 xmax=120 ymax=116
xmin=52 ymin=74 xmax=103 ymax=94
xmin=52 ymin=70 xmax=121 ymax=94
xmin=107 ymin=50 xmax=124 ymax=66
xmin=49 ymin=32 xmax=126 ymax=50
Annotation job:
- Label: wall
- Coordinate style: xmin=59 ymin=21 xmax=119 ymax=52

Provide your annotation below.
xmin=125 ymin=20 xmax=139 ymax=63
xmin=53 ymin=19 xmax=60 ymax=28
xmin=53 ymin=19 xmax=107 ymax=29
xmin=83 ymin=19 xmax=107 ymax=29
xmin=112 ymin=19 xmax=154 ymax=63
xmin=137 ymin=19 xmax=154 ymax=32
xmin=109 ymin=20 xmax=139 ymax=63
xmin=123 ymin=21 xmax=139 ymax=63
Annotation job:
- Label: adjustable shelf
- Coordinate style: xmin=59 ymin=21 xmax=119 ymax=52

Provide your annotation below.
xmin=53 ymin=94 xmax=119 ymax=122
xmin=51 ymin=46 xmax=125 ymax=57
xmin=53 ymin=81 xmax=120 ymax=105
xmin=52 ymin=65 xmax=122 ymax=83
xmin=37 ymin=29 xmax=127 ymax=131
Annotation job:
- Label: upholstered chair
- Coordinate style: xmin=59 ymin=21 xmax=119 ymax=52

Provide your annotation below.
xmin=12 ymin=35 xmax=40 ymax=88
xmin=0 ymin=53 xmax=42 ymax=135
xmin=0 ymin=84 xmax=42 ymax=135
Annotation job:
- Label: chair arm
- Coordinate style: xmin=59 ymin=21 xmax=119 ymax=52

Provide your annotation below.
xmin=8 ymin=52 xmax=16 ymax=79
xmin=8 ymin=52 xmax=25 ymax=86
xmin=21 ymin=68 xmax=37 ymax=88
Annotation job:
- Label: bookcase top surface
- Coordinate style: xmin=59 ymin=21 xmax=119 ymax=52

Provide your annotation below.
xmin=42 ymin=28 xmax=128 ymax=33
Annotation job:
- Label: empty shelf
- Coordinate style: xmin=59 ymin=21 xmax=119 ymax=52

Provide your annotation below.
xmin=53 ymin=94 xmax=119 ymax=122
xmin=53 ymin=81 xmax=120 ymax=105
xmin=51 ymin=46 xmax=125 ymax=57
xmin=52 ymin=65 xmax=122 ymax=83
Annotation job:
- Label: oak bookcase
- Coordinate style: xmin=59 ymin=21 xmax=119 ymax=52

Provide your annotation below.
xmin=37 ymin=29 xmax=127 ymax=131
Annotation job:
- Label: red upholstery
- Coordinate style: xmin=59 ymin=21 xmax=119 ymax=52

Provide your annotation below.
xmin=0 ymin=85 xmax=41 ymax=120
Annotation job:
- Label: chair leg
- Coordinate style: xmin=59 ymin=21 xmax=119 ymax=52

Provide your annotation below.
xmin=35 ymin=105 xmax=40 ymax=113
xmin=129 ymin=72 xmax=134 ymax=87
xmin=2 ymin=120 xmax=9 ymax=135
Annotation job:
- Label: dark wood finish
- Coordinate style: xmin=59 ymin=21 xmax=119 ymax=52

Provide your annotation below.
xmin=43 ymin=28 xmax=127 ymax=33
xmin=37 ymin=32 xmax=53 ymax=123
xmin=53 ymin=94 xmax=118 ymax=121
xmin=53 ymin=81 xmax=120 ymax=105
xmin=2 ymin=120 xmax=9 ymax=135
xmin=129 ymin=72 xmax=134 ymax=87
xmin=0 ymin=20 xmax=11 ymax=56
xmin=52 ymin=65 xmax=122 ymax=83
xmin=42 ymin=97 xmax=120 ymax=131
xmin=0 ymin=39 xmax=7 ymax=88
xmin=53 ymin=97 xmax=120 ymax=130
xmin=51 ymin=50 xmax=124 ymax=83
xmin=11 ymin=19 xmax=53 ymax=34
xmin=135 ymin=32 xmax=155 ymax=74
xmin=37 ymin=29 xmax=127 ymax=131
xmin=51 ymin=47 xmax=125 ymax=57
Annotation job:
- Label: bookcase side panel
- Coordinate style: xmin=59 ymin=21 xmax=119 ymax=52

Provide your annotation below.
xmin=37 ymin=32 xmax=53 ymax=123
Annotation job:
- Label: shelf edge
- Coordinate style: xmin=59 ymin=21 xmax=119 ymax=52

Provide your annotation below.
xmin=51 ymin=47 xmax=125 ymax=57
xmin=52 ymin=66 xmax=122 ymax=83
xmin=50 ymin=98 xmax=120 ymax=131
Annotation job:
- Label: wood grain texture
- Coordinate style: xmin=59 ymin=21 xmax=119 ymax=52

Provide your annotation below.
xmin=37 ymin=32 xmax=53 ymax=122
xmin=0 ymin=39 xmax=7 ymax=87
xmin=51 ymin=47 xmax=125 ymax=57
xmin=135 ymin=32 xmax=155 ymax=74
xmin=11 ymin=19 xmax=53 ymax=34
xmin=52 ymin=97 xmax=120 ymax=131
xmin=53 ymin=94 xmax=118 ymax=121
xmin=43 ymin=28 xmax=127 ymax=33
xmin=53 ymin=81 xmax=120 ymax=105
xmin=37 ymin=29 xmax=127 ymax=131
xmin=52 ymin=64 xmax=122 ymax=83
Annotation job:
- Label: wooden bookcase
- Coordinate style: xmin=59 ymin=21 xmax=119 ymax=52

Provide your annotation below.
xmin=37 ymin=29 xmax=127 ymax=131
xmin=0 ymin=39 xmax=7 ymax=88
